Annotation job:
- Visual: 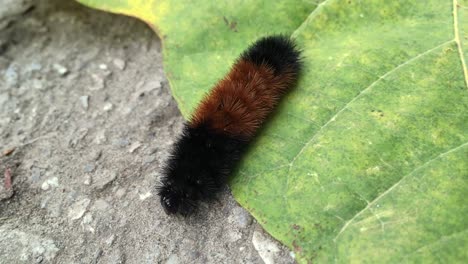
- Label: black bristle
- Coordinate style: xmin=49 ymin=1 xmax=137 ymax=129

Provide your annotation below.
xmin=157 ymin=124 xmax=247 ymax=216
xmin=241 ymin=35 xmax=302 ymax=75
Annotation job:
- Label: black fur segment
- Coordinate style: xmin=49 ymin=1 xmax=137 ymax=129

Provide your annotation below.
xmin=241 ymin=35 xmax=302 ymax=75
xmin=158 ymin=124 xmax=247 ymax=216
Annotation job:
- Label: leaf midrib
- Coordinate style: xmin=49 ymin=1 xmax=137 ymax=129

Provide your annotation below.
xmin=453 ymin=0 xmax=468 ymax=89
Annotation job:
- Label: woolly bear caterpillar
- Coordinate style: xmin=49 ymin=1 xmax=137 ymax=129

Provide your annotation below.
xmin=158 ymin=35 xmax=302 ymax=216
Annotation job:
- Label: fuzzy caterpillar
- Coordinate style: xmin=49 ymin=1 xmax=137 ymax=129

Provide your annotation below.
xmin=158 ymin=35 xmax=302 ymax=216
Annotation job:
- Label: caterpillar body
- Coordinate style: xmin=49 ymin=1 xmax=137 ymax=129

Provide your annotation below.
xmin=158 ymin=35 xmax=302 ymax=216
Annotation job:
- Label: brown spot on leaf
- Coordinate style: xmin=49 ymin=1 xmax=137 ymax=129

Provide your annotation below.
xmin=292 ymin=240 xmax=302 ymax=252
xmin=370 ymin=109 xmax=384 ymax=118
xmin=292 ymin=224 xmax=301 ymax=230
xmin=229 ymin=21 xmax=238 ymax=32
xmin=222 ymin=16 xmax=238 ymax=32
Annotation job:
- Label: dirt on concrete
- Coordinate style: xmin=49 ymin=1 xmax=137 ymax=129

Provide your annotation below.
xmin=0 ymin=1 xmax=295 ymax=263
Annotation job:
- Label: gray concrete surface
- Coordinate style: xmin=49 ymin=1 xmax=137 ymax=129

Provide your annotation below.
xmin=0 ymin=1 xmax=296 ymax=263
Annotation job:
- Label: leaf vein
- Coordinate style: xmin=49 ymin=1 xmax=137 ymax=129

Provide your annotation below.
xmin=333 ymin=141 xmax=468 ymax=242
xmin=288 ymin=40 xmax=454 ymax=168
xmin=402 ymin=228 xmax=468 ymax=260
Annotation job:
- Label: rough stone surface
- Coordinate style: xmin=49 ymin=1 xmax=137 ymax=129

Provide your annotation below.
xmin=229 ymin=206 xmax=254 ymax=229
xmin=0 ymin=0 xmax=34 ymax=30
xmin=0 ymin=184 xmax=14 ymax=201
xmin=93 ymin=169 xmax=117 ymax=190
xmin=68 ymin=197 xmax=91 ymax=220
xmin=252 ymin=229 xmax=295 ymax=264
xmin=0 ymin=226 xmax=59 ymax=263
xmin=0 ymin=1 xmax=296 ymax=263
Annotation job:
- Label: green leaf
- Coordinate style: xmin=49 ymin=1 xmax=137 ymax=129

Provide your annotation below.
xmin=232 ymin=0 xmax=468 ymax=262
xmin=76 ymin=0 xmax=468 ymax=263
xmin=76 ymin=0 xmax=320 ymax=116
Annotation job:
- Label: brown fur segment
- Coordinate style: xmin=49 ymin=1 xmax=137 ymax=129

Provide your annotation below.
xmin=190 ymin=59 xmax=296 ymax=139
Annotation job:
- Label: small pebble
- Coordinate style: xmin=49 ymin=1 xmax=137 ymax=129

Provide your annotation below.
xmin=40 ymin=196 xmax=50 ymax=209
xmin=134 ymin=80 xmax=162 ymax=99
xmin=90 ymin=74 xmax=105 ymax=90
xmin=103 ymin=102 xmax=113 ymax=111
xmin=113 ymin=138 xmax=129 ymax=147
xmin=143 ymin=155 xmax=156 ymax=164
xmin=52 ymin=63 xmax=68 ymax=76
xmin=0 ymin=184 xmax=14 ymax=201
xmin=5 ymin=64 xmax=19 ymax=87
xmin=115 ymin=188 xmax=126 ymax=198
xmin=98 ymin=64 xmax=108 ymax=70
xmin=92 ymin=199 xmax=109 ymax=211
xmin=93 ymin=170 xmax=117 ymax=190
xmin=31 ymin=167 xmax=41 ymax=182
xmin=252 ymin=230 xmax=281 ymax=264
xmin=80 ymin=96 xmax=89 ymax=110
xmin=105 ymin=235 xmax=116 ymax=246
xmin=41 ymin=177 xmax=59 ymax=191
xmin=138 ymin=191 xmax=152 ymax=201
xmin=81 ymin=213 xmax=95 ymax=233
xmin=83 ymin=163 xmax=95 ymax=173
xmin=128 ymin=142 xmax=141 ymax=153
xmin=237 ymin=211 xmax=253 ymax=228
xmin=68 ymin=198 xmax=91 ymax=220
xmin=227 ymin=229 xmax=242 ymax=242
xmin=3 ymin=147 xmax=15 ymax=156
xmin=31 ymin=79 xmax=44 ymax=90
xmin=41 ymin=181 xmax=50 ymax=191
xmin=83 ymin=175 xmax=91 ymax=185
xmin=94 ymin=131 xmax=107 ymax=144
xmin=229 ymin=207 xmax=253 ymax=228
xmin=25 ymin=62 xmax=42 ymax=72
xmin=112 ymin=58 xmax=126 ymax=70
xmin=81 ymin=213 xmax=93 ymax=224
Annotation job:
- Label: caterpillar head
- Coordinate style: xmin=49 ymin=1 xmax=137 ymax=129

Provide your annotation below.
xmin=157 ymin=124 xmax=244 ymax=216
xmin=157 ymin=173 xmax=219 ymax=216
xmin=158 ymin=183 xmax=197 ymax=216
